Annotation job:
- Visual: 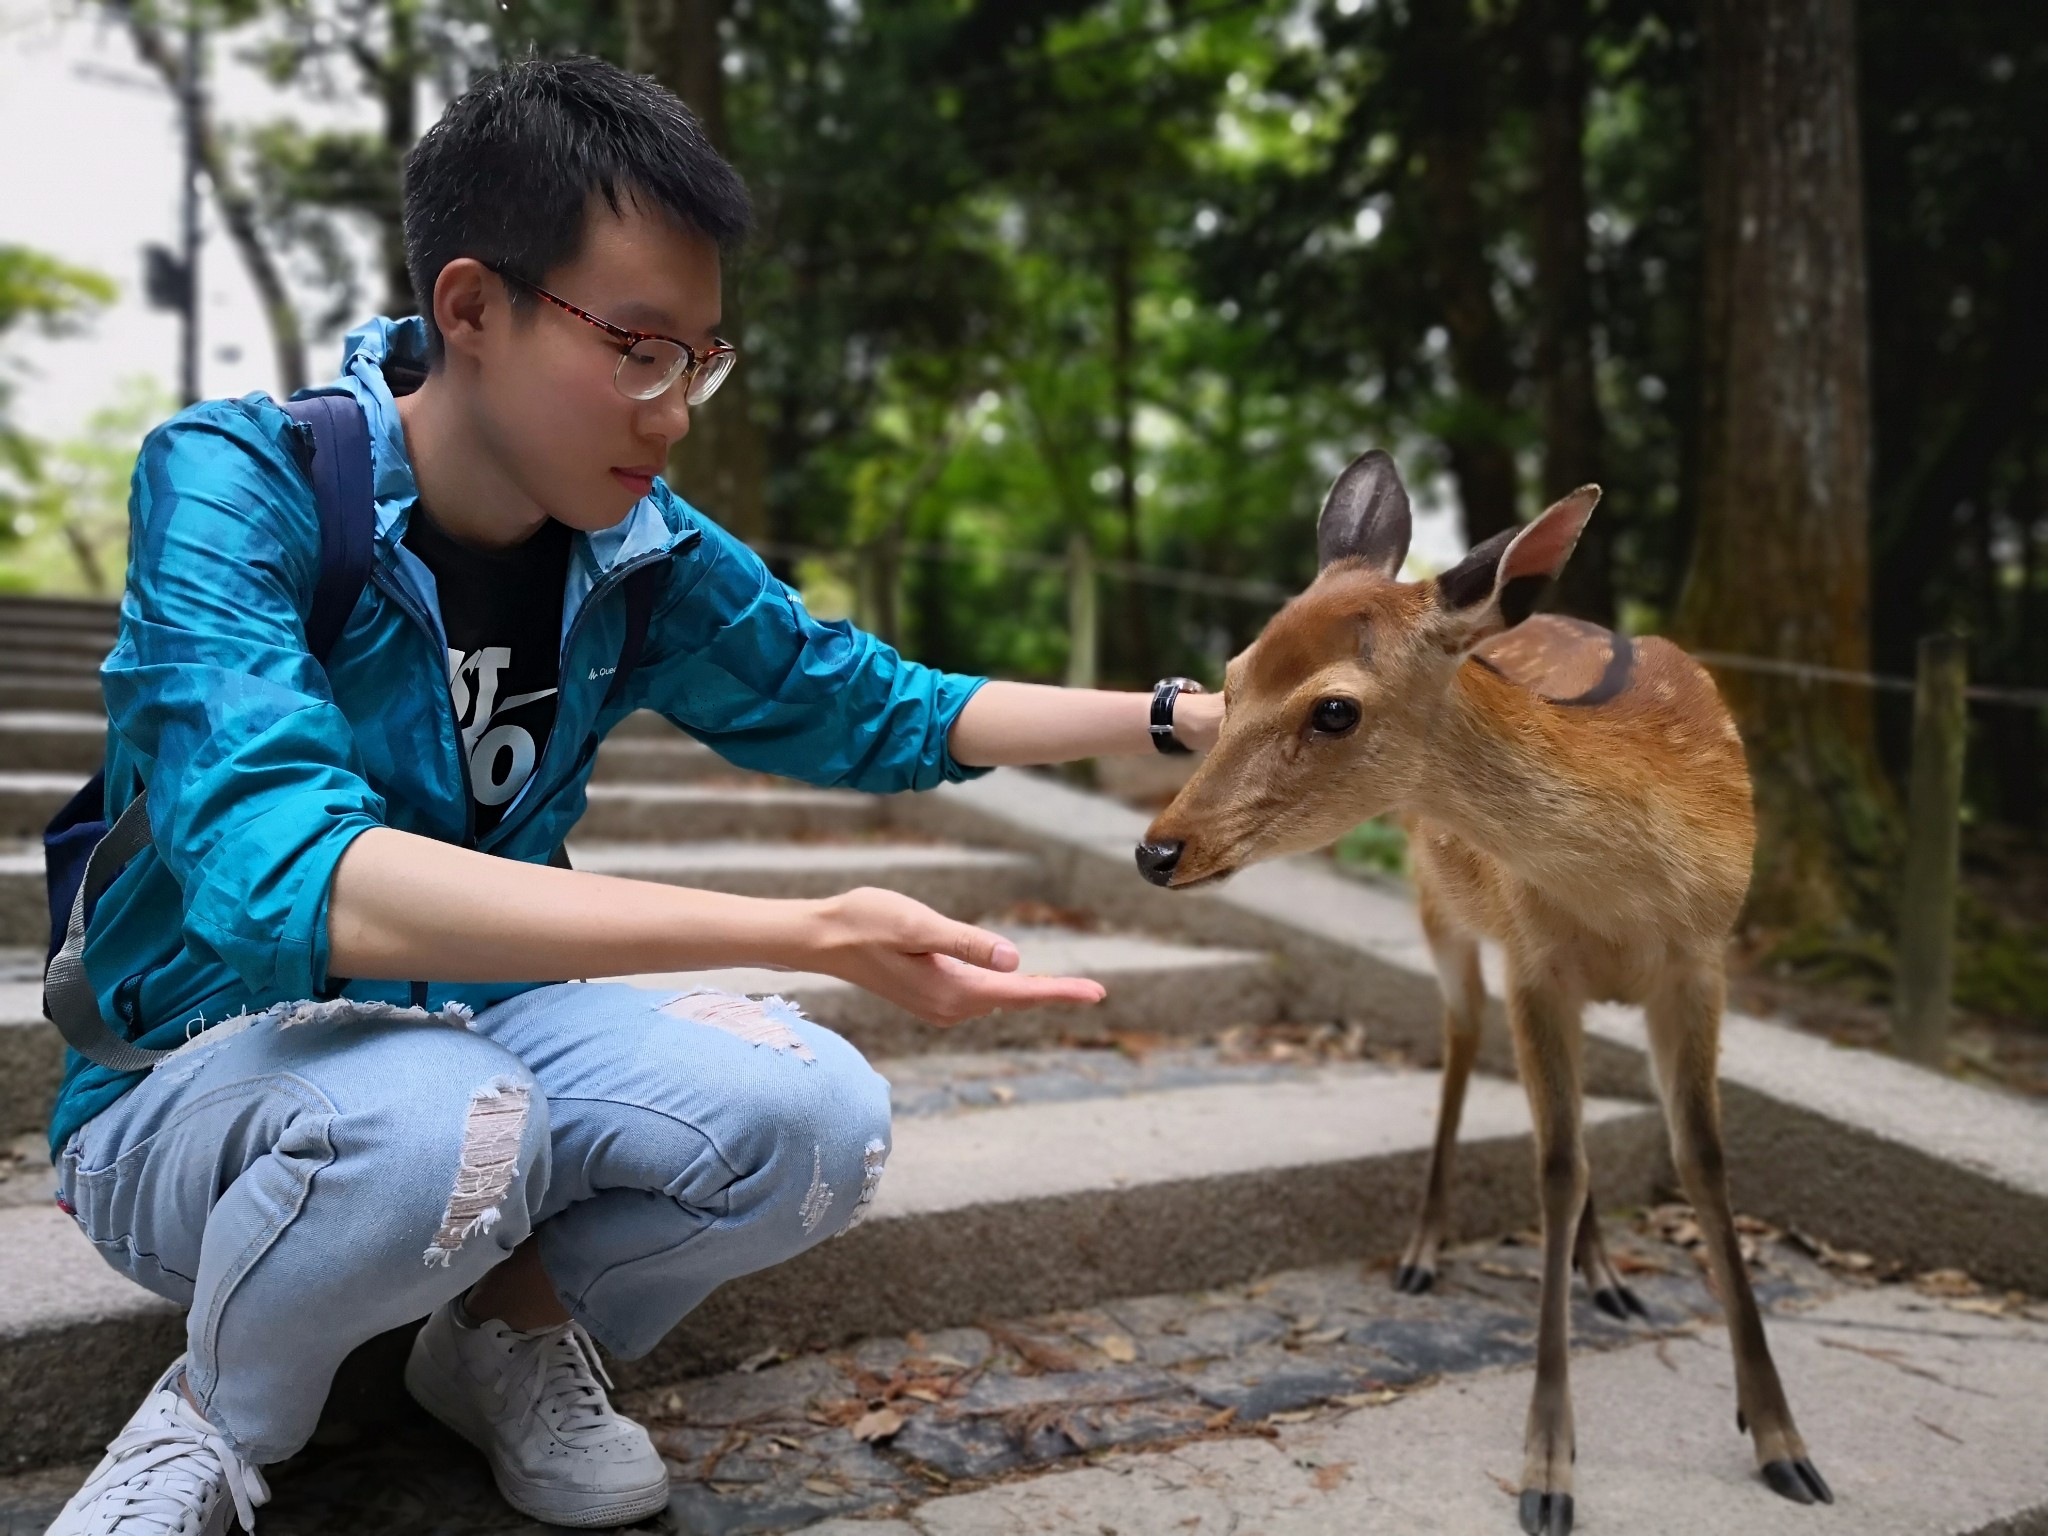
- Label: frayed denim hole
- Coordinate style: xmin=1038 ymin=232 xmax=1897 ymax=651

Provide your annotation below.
xmin=422 ymin=1076 xmax=532 ymax=1268
xmin=655 ymin=990 xmax=817 ymax=1064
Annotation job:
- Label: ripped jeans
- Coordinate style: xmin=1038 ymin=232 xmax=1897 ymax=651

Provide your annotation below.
xmin=54 ymin=983 xmax=891 ymax=1466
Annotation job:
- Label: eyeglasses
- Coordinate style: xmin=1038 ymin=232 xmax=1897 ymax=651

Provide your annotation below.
xmin=490 ymin=266 xmax=737 ymax=404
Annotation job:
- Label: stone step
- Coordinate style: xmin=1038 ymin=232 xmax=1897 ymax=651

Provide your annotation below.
xmin=0 ymin=712 xmax=104 ymax=774
xmin=0 ymin=596 xmax=118 ymax=630
xmin=576 ymin=782 xmax=885 ymax=842
xmin=0 ymin=677 xmax=103 ymax=715
xmin=0 ymin=925 xmax=1279 ymax=1142
xmin=562 ymin=838 xmax=1046 ymax=917
xmin=0 ymin=836 xmax=1043 ymax=953
xmin=589 ymin=735 xmax=775 ymax=785
xmin=607 ymin=925 xmax=1279 ymax=1060
xmin=0 ymin=622 xmax=114 ymax=658
xmin=0 ymin=649 xmax=104 ymax=679
xmin=0 ymin=771 xmax=86 ymax=839
xmin=0 ymin=1056 xmax=1663 ymax=1470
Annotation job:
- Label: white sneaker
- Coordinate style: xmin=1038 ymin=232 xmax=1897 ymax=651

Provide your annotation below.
xmin=45 ymin=1356 xmax=270 ymax=1536
xmin=404 ymin=1300 xmax=669 ymax=1527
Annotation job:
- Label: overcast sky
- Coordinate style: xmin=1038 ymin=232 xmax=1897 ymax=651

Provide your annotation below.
xmin=1 ymin=0 xmax=374 ymax=439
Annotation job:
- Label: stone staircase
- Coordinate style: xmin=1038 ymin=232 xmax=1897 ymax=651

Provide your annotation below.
xmin=3 ymin=592 xmax=2047 ymax=1536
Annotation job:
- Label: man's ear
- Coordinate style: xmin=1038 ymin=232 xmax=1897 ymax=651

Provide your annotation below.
xmin=1432 ymin=485 xmax=1600 ymax=647
xmin=1317 ymin=449 xmax=1413 ymax=576
xmin=432 ymin=257 xmax=500 ymax=366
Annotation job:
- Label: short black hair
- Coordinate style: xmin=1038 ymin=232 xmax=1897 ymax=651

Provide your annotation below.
xmin=402 ymin=54 xmax=752 ymax=363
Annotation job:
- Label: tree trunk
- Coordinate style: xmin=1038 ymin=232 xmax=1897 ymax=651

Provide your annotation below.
xmin=1107 ymin=208 xmax=1149 ymax=678
xmin=1410 ymin=0 xmax=1520 ymax=547
xmin=627 ymin=0 xmax=769 ymax=546
xmin=1677 ymin=0 xmax=1894 ymax=937
xmin=376 ymin=0 xmax=419 ymax=316
xmin=120 ymin=1 xmax=307 ymax=395
xmin=1528 ymin=0 xmax=1611 ymax=623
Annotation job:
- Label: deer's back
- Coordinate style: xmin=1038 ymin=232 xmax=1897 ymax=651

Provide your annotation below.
xmin=1408 ymin=619 xmax=1756 ymax=996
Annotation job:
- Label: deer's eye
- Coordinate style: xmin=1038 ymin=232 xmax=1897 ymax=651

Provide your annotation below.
xmin=1311 ymin=697 xmax=1360 ymax=736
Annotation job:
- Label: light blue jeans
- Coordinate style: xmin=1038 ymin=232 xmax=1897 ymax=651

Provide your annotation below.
xmin=54 ymin=983 xmax=892 ymax=1465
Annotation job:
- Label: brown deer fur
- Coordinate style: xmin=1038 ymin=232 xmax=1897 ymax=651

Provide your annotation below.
xmin=1138 ymin=449 xmax=1830 ymax=1535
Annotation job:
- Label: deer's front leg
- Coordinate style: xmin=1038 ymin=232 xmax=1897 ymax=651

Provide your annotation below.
xmin=1397 ymin=902 xmax=1485 ymax=1294
xmin=1507 ymin=971 xmax=1588 ymax=1536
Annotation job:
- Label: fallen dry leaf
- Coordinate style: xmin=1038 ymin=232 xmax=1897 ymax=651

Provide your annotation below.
xmin=1267 ymin=1408 xmax=1319 ymax=1424
xmin=1477 ymin=1262 xmax=1537 ymax=1283
xmin=1204 ymin=1406 xmax=1239 ymax=1431
xmin=1099 ymin=1334 xmax=1139 ymax=1363
xmin=1914 ymin=1268 xmax=1982 ymax=1299
xmin=852 ymin=1407 xmax=904 ymax=1442
xmin=803 ymin=1477 xmax=846 ymax=1496
xmin=1311 ymin=1462 xmax=1353 ymax=1492
xmin=1946 ymin=1297 xmax=2010 ymax=1318
xmin=1334 ymin=1389 xmax=1400 ymax=1408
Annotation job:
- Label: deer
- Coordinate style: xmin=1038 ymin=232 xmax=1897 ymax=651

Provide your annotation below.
xmin=1134 ymin=449 xmax=1831 ymax=1535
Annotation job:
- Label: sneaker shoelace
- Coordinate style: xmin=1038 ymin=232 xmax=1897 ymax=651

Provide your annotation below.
xmin=518 ymin=1320 xmax=622 ymax=1446
xmin=74 ymin=1402 xmax=270 ymax=1534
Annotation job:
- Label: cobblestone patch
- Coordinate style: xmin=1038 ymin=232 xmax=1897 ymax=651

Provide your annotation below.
xmin=0 ymin=1220 xmax=1856 ymax=1535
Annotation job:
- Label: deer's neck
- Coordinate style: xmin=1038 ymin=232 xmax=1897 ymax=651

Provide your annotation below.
xmin=1406 ymin=661 xmax=1613 ymax=876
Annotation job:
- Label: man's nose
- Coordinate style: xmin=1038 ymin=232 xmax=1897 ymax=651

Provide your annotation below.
xmin=1134 ymin=840 xmax=1183 ymax=887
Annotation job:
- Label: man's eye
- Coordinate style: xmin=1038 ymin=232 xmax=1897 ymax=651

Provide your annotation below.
xmin=1311 ymin=698 xmax=1360 ymax=735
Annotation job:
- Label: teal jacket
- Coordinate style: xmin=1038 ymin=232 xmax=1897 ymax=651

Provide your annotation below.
xmin=49 ymin=315 xmax=989 ymax=1155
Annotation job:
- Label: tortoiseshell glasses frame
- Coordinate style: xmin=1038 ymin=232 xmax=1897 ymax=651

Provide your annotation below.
xmin=490 ymin=266 xmax=737 ymax=404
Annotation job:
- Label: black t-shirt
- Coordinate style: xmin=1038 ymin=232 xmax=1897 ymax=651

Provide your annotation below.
xmin=403 ymin=507 xmax=574 ymax=839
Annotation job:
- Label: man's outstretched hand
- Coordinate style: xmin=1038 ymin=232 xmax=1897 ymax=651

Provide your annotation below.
xmin=804 ymin=886 xmax=1105 ymax=1027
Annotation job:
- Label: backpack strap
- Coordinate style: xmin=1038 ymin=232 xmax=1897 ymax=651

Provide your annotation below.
xmin=282 ymin=393 xmax=376 ymax=662
xmin=44 ymin=393 xmax=377 ymax=1072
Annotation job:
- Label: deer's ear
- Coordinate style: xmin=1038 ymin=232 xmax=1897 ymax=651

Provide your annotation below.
xmin=1432 ymin=485 xmax=1600 ymax=645
xmin=1317 ymin=449 xmax=1413 ymax=576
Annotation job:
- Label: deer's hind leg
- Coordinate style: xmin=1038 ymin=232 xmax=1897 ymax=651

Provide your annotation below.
xmin=1574 ymin=1182 xmax=1650 ymax=1321
xmin=1645 ymin=960 xmax=1832 ymax=1507
xmin=1395 ymin=885 xmax=1485 ymax=1295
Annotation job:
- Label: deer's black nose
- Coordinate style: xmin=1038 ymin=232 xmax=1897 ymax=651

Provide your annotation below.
xmin=1135 ymin=840 xmax=1184 ymax=887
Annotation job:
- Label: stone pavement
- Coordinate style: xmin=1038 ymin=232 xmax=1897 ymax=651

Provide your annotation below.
xmin=9 ymin=1214 xmax=2042 ymax=1535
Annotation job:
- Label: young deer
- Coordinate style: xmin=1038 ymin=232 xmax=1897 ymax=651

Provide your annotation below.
xmin=1136 ymin=450 xmax=1831 ymax=1534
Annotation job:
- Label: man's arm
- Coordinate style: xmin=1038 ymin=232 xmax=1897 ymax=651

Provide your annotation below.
xmin=327 ymin=829 xmax=1104 ymax=1026
xmin=946 ymin=681 xmax=1226 ymax=767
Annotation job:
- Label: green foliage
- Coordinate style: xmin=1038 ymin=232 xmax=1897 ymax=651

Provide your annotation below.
xmin=1333 ymin=816 xmax=1411 ymax=881
xmin=0 ymin=245 xmax=116 ymax=526
xmin=0 ymin=377 xmax=168 ymax=596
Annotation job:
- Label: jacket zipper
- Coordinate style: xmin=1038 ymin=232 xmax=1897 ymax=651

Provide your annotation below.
xmin=486 ymin=533 xmax=697 ymax=851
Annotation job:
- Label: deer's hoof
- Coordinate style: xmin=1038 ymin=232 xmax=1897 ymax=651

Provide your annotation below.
xmin=1393 ymin=1263 xmax=1436 ymax=1295
xmin=1761 ymin=1458 xmax=1834 ymax=1506
xmin=1591 ymin=1284 xmax=1650 ymax=1323
xmin=1517 ymin=1489 xmax=1574 ymax=1535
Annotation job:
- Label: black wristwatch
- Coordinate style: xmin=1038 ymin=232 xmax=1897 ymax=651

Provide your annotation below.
xmin=1150 ymin=676 xmax=1205 ymax=755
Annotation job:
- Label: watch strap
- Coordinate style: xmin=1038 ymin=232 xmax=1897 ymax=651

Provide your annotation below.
xmin=1150 ymin=676 xmax=1203 ymax=755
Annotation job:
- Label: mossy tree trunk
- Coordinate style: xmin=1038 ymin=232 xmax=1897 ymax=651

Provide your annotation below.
xmin=1677 ymin=0 xmax=1897 ymax=938
xmin=627 ymin=0 xmax=769 ymax=546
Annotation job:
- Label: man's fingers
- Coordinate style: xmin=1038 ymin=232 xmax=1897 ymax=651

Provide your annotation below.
xmin=931 ymin=919 xmax=1020 ymax=973
xmin=925 ymin=954 xmax=1105 ymax=1009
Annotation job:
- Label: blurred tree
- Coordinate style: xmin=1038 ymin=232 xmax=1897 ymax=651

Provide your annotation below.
xmin=1676 ymin=0 xmax=1895 ymax=936
xmin=626 ymin=0 xmax=769 ymax=544
xmin=0 ymin=246 xmax=116 ymax=524
xmin=106 ymin=0 xmax=309 ymax=392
